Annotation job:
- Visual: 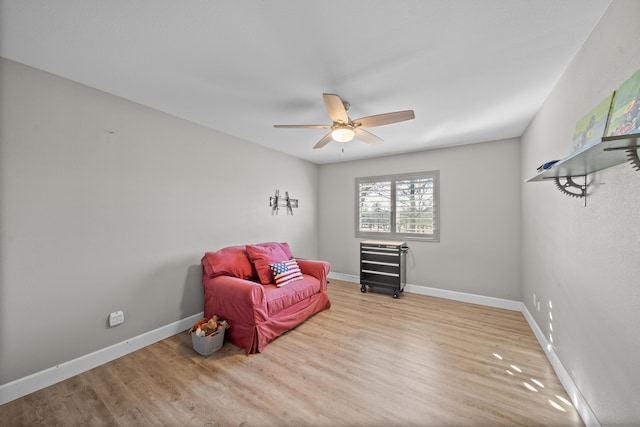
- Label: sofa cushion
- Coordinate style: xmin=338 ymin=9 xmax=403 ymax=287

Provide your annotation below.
xmin=255 ymin=241 xmax=293 ymax=258
xmin=263 ymin=274 xmax=322 ymax=316
xmin=269 ymin=259 xmax=303 ymax=287
xmin=203 ymin=245 xmax=256 ymax=279
xmin=246 ymin=243 xmax=290 ymax=285
xmin=275 ymin=242 xmax=293 ymax=259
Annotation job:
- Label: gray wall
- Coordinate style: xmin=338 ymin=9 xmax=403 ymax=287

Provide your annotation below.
xmin=319 ymin=138 xmax=522 ymax=301
xmin=521 ymin=1 xmax=640 ymax=424
xmin=0 ymin=58 xmax=319 ymax=385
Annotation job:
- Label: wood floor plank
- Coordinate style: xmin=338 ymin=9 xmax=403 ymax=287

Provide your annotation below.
xmin=0 ymin=279 xmax=583 ymax=426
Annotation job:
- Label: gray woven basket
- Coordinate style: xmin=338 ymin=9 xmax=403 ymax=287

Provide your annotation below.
xmin=191 ymin=329 xmax=225 ymax=355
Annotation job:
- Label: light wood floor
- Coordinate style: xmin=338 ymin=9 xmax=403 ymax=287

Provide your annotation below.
xmin=1 ymin=280 xmax=583 ymax=426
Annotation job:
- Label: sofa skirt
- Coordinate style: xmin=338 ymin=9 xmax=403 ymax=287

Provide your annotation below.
xmin=224 ymin=290 xmax=330 ymax=354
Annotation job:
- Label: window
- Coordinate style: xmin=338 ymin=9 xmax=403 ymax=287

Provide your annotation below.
xmin=356 ymin=171 xmax=439 ymax=242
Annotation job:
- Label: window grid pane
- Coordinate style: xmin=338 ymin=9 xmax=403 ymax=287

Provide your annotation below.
xmin=358 ymin=182 xmax=391 ymax=232
xmin=396 ymin=178 xmax=434 ymax=234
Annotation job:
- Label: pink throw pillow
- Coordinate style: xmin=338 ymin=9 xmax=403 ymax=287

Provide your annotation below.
xmin=204 ymin=246 xmax=255 ymax=279
xmin=253 ymin=242 xmax=293 ymax=259
xmin=246 ymin=243 xmax=290 ymax=285
xmin=277 ymin=242 xmax=293 ymax=259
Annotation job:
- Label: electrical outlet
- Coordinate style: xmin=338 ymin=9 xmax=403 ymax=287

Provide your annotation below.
xmin=109 ymin=310 xmax=124 ymax=327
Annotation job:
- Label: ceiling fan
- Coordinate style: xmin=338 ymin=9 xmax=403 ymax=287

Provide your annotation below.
xmin=274 ymin=93 xmax=415 ymax=149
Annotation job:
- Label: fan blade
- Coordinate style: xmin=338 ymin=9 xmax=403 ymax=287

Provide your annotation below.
xmin=274 ymin=124 xmax=331 ymax=129
xmin=323 ymin=93 xmax=349 ymax=124
xmin=354 ymin=129 xmax=384 ymax=145
xmin=313 ymin=132 xmax=334 ymax=149
xmin=353 ymin=110 xmax=415 ymax=128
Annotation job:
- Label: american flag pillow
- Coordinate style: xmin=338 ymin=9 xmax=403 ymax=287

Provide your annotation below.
xmin=268 ymin=259 xmax=303 ymax=287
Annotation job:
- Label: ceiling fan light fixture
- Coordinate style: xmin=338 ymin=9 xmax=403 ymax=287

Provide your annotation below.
xmin=331 ymin=127 xmax=355 ymax=142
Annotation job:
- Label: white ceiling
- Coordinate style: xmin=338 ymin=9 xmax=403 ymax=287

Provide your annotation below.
xmin=0 ymin=0 xmax=611 ymax=164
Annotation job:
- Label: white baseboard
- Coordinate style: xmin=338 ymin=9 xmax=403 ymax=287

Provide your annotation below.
xmin=328 ymin=271 xmax=359 ymax=283
xmin=328 ymin=272 xmax=521 ymax=311
xmin=0 ymin=311 xmax=204 ymax=406
xmin=521 ymin=306 xmax=600 ymax=427
xmin=328 ymin=272 xmax=598 ymax=426
xmin=403 ymin=283 xmax=522 ymax=311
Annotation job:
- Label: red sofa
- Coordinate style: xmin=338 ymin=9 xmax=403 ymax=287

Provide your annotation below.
xmin=201 ymin=242 xmax=331 ymax=354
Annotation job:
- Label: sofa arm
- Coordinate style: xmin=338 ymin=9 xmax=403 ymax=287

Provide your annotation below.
xmin=296 ymin=259 xmax=330 ymax=291
xmin=203 ymin=275 xmax=269 ymax=325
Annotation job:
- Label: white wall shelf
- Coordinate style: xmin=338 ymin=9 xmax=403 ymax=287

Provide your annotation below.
xmin=526 ymin=134 xmax=639 ymax=183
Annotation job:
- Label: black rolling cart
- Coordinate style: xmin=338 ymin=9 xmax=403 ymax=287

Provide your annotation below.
xmin=359 ymin=240 xmax=408 ymax=298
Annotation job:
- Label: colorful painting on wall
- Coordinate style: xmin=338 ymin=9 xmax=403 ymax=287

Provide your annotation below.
xmin=571 ymin=92 xmax=615 ymax=153
xmin=606 ymin=67 xmax=640 ymax=137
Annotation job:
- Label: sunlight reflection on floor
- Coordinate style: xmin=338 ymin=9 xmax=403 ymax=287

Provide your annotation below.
xmin=492 ymin=351 xmax=575 ymax=413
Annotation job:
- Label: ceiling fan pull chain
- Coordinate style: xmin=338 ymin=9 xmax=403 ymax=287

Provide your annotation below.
xmin=341 ymin=142 xmax=345 ymax=157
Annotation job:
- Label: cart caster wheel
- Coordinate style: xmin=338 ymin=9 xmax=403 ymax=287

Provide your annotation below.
xmin=360 ymin=285 xmax=367 ymax=293
xmin=393 ymin=290 xmax=399 ymax=299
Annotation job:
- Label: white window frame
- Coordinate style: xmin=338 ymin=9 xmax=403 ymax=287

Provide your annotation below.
xmin=355 ymin=171 xmax=440 ymax=242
